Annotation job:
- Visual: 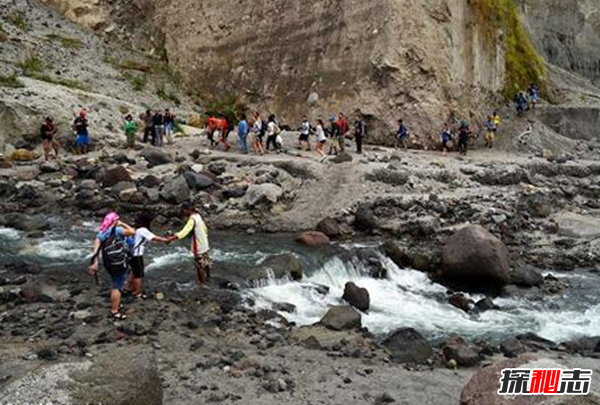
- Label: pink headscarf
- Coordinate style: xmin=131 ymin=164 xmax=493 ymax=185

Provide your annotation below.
xmin=99 ymin=212 xmax=119 ymax=232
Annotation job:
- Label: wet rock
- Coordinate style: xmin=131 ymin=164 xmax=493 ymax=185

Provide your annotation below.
xmin=139 ymin=175 xmax=162 ymax=188
xmin=510 ymin=265 xmax=544 ymax=287
xmin=274 ymin=302 xmax=296 ymax=313
xmin=183 ymin=171 xmax=215 ymax=190
xmin=296 ymin=231 xmax=331 ymax=246
xmin=382 ymin=328 xmax=433 ymax=365
xmin=246 ymin=253 xmax=303 ymax=284
xmin=40 ymin=161 xmax=61 ymax=173
xmin=0 ymin=213 xmax=49 ymax=232
xmin=366 ymin=168 xmax=409 ymax=186
xmin=316 ymin=217 xmax=342 ymax=238
xmin=442 ymin=225 xmax=511 ymax=286
xmin=330 ymin=152 xmax=353 ymax=164
xmin=160 ymin=175 xmax=190 ymax=204
xmin=36 ymin=347 xmax=58 ymax=361
xmin=354 ymin=204 xmax=376 ymax=233
xmin=208 ymin=162 xmax=227 ymax=176
xmin=473 ymin=167 xmax=528 ymax=186
xmin=222 ymin=186 xmax=247 ymax=199
xmin=243 ymin=184 xmax=283 ymax=207
xmin=474 ymin=298 xmax=498 ymax=312
xmin=101 ymin=166 xmax=132 ymax=188
xmin=500 ymin=337 xmax=526 ymax=358
xmin=449 ymin=293 xmax=471 ymax=312
xmin=342 ymin=282 xmax=370 ymax=312
xmin=320 ymin=306 xmax=362 ymax=331
xmin=520 ymin=190 xmax=553 ymax=218
xmin=442 ymin=336 xmax=479 ymax=367
xmin=140 ymin=147 xmax=173 ymax=167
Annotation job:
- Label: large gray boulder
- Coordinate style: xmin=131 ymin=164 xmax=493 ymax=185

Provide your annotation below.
xmin=442 ymin=225 xmax=511 ymax=285
xmin=160 ymin=175 xmax=190 ymax=204
xmin=319 ymin=306 xmax=362 ymax=331
xmin=0 ymin=345 xmax=162 ymax=405
xmin=183 ymin=171 xmax=215 ymax=190
xmin=140 ymin=147 xmax=173 ymax=167
xmin=243 ymin=184 xmax=283 ymax=207
xmin=381 ymin=328 xmax=433 ymax=365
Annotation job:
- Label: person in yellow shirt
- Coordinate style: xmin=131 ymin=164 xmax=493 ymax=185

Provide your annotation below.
xmin=168 ymin=202 xmax=211 ymax=286
xmin=493 ymin=111 xmax=501 ymax=127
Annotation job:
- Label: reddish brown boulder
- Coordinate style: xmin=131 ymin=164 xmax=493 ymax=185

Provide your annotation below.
xmin=296 ymin=231 xmax=331 ymax=246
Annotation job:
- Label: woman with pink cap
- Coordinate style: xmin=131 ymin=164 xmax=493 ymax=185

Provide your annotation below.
xmin=88 ymin=212 xmax=135 ymax=320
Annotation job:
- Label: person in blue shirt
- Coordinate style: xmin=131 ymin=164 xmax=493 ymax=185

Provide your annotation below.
xmin=529 ymin=83 xmax=540 ymax=109
xmin=515 ymin=92 xmax=527 ymax=117
xmin=395 ymin=119 xmax=409 ymax=151
xmin=88 ymin=212 xmax=135 ymax=320
xmin=484 ymin=116 xmax=497 ymax=149
xmin=440 ymin=123 xmax=452 ymax=156
xmin=237 ymin=114 xmax=248 ymax=154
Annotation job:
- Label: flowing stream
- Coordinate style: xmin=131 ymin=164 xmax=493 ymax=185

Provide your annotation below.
xmin=2 ymin=221 xmax=599 ymax=343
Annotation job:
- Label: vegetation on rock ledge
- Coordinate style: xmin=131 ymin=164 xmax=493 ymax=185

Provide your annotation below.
xmin=470 ymin=0 xmax=547 ymax=98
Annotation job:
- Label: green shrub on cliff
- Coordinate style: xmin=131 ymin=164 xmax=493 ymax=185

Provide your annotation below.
xmin=203 ymin=95 xmax=247 ymax=125
xmin=0 ymin=73 xmax=23 ymax=88
xmin=470 ymin=0 xmax=547 ymax=98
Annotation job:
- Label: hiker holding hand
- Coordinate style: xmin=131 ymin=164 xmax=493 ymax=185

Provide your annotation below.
xmin=88 ymin=212 xmax=135 ymax=320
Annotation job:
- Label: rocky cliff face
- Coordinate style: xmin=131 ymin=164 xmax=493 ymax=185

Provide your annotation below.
xmin=32 ymin=0 xmax=600 ymax=145
xmin=152 ymin=0 xmax=506 ymax=144
xmin=41 ymin=0 xmax=509 ymax=144
xmin=521 ymin=0 xmax=600 ymax=87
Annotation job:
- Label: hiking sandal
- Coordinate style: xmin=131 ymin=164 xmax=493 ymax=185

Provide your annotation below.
xmin=110 ymin=311 xmax=127 ymax=320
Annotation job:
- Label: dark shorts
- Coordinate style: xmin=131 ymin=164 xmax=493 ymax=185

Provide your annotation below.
xmin=299 ymin=133 xmax=309 ymax=142
xmin=130 ymin=256 xmax=145 ymax=279
xmin=194 ymin=252 xmax=212 ymax=272
xmin=110 ymin=269 xmax=129 ymax=291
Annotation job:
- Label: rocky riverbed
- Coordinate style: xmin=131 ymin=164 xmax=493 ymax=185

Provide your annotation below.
xmin=2 ymin=135 xmax=600 ymax=404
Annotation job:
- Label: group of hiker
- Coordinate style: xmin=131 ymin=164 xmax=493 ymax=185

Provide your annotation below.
xmin=40 ymin=83 xmax=542 ymax=163
xmin=515 ymin=83 xmax=540 ymax=117
xmin=205 ymin=111 xmax=366 ymax=160
xmin=88 ymin=203 xmax=210 ymax=320
xmin=140 ymin=108 xmax=176 ymax=147
xmin=39 ymin=109 xmax=90 ymax=161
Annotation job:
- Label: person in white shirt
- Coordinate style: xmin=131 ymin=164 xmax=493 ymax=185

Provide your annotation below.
xmin=315 ymin=119 xmax=327 ymax=159
xmin=298 ymin=116 xmax=311 ymax=151
xmin=168 ymin=202 xmax=211 ymax=286
xmin=265 ymin=114 xmax=281 ymax=152
xmin=252 ymin=112 xmax=265 ymax=155
xmin=126 ymin=212 xmax=171 ymax=299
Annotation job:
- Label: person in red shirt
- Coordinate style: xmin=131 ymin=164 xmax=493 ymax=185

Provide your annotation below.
xmin=206 ymin=117 xmax=218 ymax=148
xmin=219 ymin=118 xmax=230 ymax=151
xmin=337 ymin=113 xmax=349 ymax=152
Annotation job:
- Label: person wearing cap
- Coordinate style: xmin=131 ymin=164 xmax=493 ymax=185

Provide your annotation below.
xmin=168 ymin=203 xmax=211 ymax=286
xmin=74 ymin=109 xmax=90 ymax=154
xmin=40 ymin=116 xmax=59 ymax=161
